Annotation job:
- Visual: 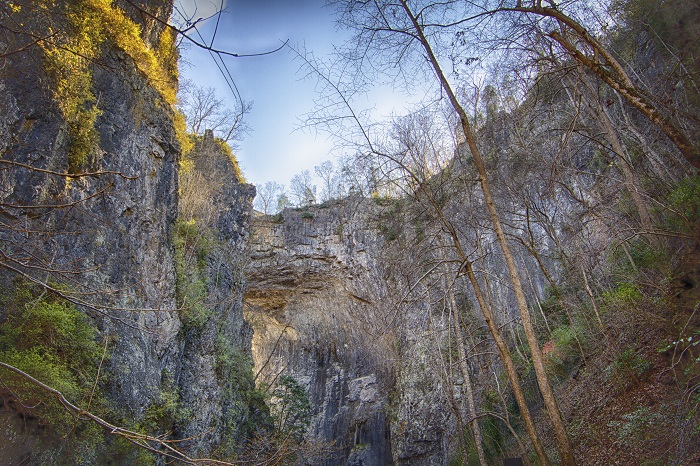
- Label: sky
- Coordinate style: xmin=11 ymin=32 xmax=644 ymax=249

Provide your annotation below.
xmin=174 ymin=0 xmax=354 ymax=189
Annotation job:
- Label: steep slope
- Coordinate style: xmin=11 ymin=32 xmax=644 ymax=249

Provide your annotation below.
xmin=176 ymin=133 xmax=259 ymax=456
xmin=246 ymin=197 xmax=480 ymax=465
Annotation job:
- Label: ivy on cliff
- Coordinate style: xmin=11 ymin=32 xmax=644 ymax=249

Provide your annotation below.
xmin=0 ymin=284 xmax=110 ymax=461
xmin=11 ymin=0 xmax=180 ymax=171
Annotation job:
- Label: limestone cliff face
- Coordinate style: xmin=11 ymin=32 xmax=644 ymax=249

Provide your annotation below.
xmin=245 ymin=192 xmax=553 ymax=465
xmin=246 ymin=198 xmax=468 ymax=465
xmin=0 ymin=2 xmax=257 ymax=463
xmin=0 ymin=0 xmax=180 ymax=419
xmin=177 ymin=135 xmax=258 ymax=455
xmin=246 ymin=199 xmax=398 ymax=465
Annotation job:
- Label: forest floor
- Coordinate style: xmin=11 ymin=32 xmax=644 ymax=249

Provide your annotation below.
xmin=538 ymin=246 xmax=700 ymax=465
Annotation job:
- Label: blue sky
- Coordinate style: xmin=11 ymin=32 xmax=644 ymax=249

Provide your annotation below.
xmin=175 ymin=0 xmax=351 ymax=188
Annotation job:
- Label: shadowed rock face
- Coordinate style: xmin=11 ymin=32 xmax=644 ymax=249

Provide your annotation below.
xmin=246 ymin=198 xmax=397 ymax=465
xmin=0 ymin=0 xmax=180 ymax=422
xmin=0 ymin=2 xmax=258 ymax=463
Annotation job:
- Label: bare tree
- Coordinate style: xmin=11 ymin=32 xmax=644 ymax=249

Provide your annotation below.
xmin=307 ymin=1 xmax=579 ymax=463
xmin=397 ymin=3 xmax=574 ymax=462
xmin=178 ymin=79 xmax=251 ymax=145
xmin=289 ymin=170 xmax=317 ymax=206
xmin=254 ymin=181 xmax=285 ymax=214
xmin=276 ymin=192 xmax=292 ymax=212
xmin=441 ymin=0 xmax=700 ymax=170
xmin=314 ymin=160 xmax=338 ymax=202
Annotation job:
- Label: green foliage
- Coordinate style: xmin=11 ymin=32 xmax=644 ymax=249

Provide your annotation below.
xmin=0 ymin=292 xmax=103 ymax=400
xmin=538 ymin=288 xmax=568 ymax=328
xmin=139 ymin=371 xmax=189 ymax=436
xmin=375 ymin=198 xmax=405 ymax=241
xmin=607 ymin=406 xmax=669 ymax=443
xmin=545 ymin=324 xmax=586 ymax=382
xmin=379 ymin=223 xmax=399 ymax=241
xmin=271 ymin=212 xmax=285 ymax=223
xmin=477 ymin=390 xmax=506 ymax=460
xmin=602 ymin=281 xmax=644 ymax=306
xmin=41 ymin=0 xmax=103 ymax=172
xmin=0 ymin=287 xmax=108 ymax=460
xmin=215 ymin=334 xmax=252 ymax=383
xmin=212 ymin=335 xmax=271 ymax=456
xmin=270 ymin=375 xmax=311 ymax=441
xmin=605 ymin=347 xmax=651 ymax=388
xmin=37 ymin=0 xmax=179 ymax=171
xmin=212 ymin=137 xmax=246 ymax=183
xmin=82 ymin=0 xmax=178 ymax=103
xmin=609 ymin=239 xmax=659 ymax=279
xmin=301 ymin=211 xmax=314 ymax=219
xmin=175 ymin=111 xmax=195 ymax=157
xmin=173 ymin=219 xmax=212 ymax=329
xmin=371 ymin=194 xmax=395 ymax=206
xmin=551 ymin=325 xmax=585 ymax=357
xmin=668 ymin=175 xmax=700 ymax=227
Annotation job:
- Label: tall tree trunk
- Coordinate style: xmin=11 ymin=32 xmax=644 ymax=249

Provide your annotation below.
xmin=568 ymin=72 xmax=657 ymax=241
xmin=446 ymin=279 xmax=489 ymax=466
xmin=511 ymin=5 xmax=700 ymax=170
xmin=463 ymin=261 xmax=552 ymax=466
xmin=417 ymin=186 xmax=550 ymax=464
xmin=400 ymin=2 xmax=576 ymax=464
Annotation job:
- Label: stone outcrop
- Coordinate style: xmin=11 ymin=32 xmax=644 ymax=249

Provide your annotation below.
xmin=246 ymin=198 xmax=398 ymax=465
xmin=246 ymin=196 xmax=476 ymax=465
xmin=0 ymin=0 xmax=180 ymax=423
xmin=176 ymin=134 xmax=257 ymax=455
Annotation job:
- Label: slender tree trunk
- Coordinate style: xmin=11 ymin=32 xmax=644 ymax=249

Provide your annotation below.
xmin=417 ymin=182 xmax=550 ymax=464
xmin=463 ymin=261 xmax=552 ymax=466
xmin=447 ymin=283 xmax=489 ymax=466
xmin=511 ymin=5 xmax=699 ymax=170
xmin=568 ymin=72 xmax=657 ymax=241
xmin=521 ymin=251 xmax=553 ymax=336
xmin=399 ymin=2 xmax=576 ymax=464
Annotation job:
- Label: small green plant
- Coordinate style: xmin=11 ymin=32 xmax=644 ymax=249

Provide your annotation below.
xmin=605 ymin=347 xmax=651 ymax=388
xmin=379 ymin=223 xmax=399 ymax=241
xmin=139 ymin=371 xmax=189 ymax=436
xmin=0 ymin=286 xmax=108 ymax=459
xmin=602 ymin=282 xmax=644 ymax=305
xmin=545 ymin=324 xmax=586 ymax=382
xmin=607 ymin=406 xmax=668 ymax=443
xmin=270 ymin=375 xmax=311 ymax=441
xmin=668 ymin=175 xmax=700 ymax=223
xmin=173 ymin=219 xmax=212 ymax=329
xmin=301 ymin=211 xmax=314 ymax=219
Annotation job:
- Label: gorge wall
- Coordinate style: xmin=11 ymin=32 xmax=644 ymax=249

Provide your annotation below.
xmin=246 ymin=199 xmax=397 ymax=465
xmin=245 ymin=198 xmax=472 ymax=465
xmin=0 ymin=1 xmax=259 ymax=463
